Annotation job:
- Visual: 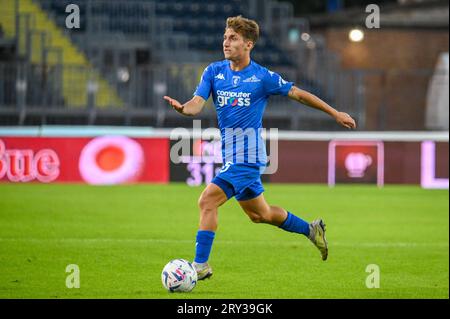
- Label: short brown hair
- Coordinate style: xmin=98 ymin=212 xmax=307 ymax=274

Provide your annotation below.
xmin=226 ymin=15 xmax=260 ymax=45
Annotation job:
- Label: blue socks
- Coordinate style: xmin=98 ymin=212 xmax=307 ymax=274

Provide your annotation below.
xmin=194 ymin=230 xmax=215 ymax=263
xmin=194 ymin=213 xmax=308 ymax=264
xmin=279 ymin=212 xmax=310 ymax=237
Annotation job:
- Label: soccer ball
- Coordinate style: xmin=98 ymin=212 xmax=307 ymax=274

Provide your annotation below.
xmin=161 ymin=259 xmax=198 ymax=292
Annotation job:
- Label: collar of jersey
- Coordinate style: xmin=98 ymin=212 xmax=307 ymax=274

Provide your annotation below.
xmin=227 ymin=59 xmax=254 ymax=75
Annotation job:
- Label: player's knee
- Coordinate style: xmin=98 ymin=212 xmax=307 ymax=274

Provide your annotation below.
xmin=247 ymin=211 xmax=266 ymax=224
xmin=198 ymin=193 xmax=216 ymax=212
xmin=197 ymin=195 xmax=208 ymax=210
xmin=248 ymin=213 xmax=263 ymax=223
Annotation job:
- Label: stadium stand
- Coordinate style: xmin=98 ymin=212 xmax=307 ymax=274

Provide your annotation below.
xmin=0 ymin=0 xmax=361 ymax=129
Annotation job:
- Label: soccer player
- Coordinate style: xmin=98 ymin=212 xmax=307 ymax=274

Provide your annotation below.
xmin=164 ymin=16 xmax=356 ymax=280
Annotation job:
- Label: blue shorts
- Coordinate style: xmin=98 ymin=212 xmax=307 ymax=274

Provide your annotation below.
xmin=211 ymin=162 xmax=265 ymax=201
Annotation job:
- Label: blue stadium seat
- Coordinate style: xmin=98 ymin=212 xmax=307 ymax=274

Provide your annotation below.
xmin=35 ymin=0 xmax=295 ymax=67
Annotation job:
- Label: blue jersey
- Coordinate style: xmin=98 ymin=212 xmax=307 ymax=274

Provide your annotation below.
xmin=194 ymin=59 xmax=293 ymax=167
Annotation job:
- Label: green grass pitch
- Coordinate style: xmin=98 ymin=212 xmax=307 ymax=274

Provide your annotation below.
xmin=0 ymin=183 xmax=448 ymax=299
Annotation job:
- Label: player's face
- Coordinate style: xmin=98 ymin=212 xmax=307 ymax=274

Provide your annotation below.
xmin=223 ymin=28 xmax=252 ymax=60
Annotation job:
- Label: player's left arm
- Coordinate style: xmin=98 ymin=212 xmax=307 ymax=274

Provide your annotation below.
xmin=288 ymin=85 xmax=357 ymax=129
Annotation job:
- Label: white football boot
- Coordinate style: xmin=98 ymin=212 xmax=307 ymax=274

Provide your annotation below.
xmin=193 ymin=262 xmax=213 ymax=280
xmin=308 ymin=219 xmax=328 ymax=261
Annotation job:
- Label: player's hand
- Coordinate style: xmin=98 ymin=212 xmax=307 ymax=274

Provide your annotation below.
xmin=335 ymin=112 xmax=356 ymax=129
xmin=164 ymin=96 xmax=184 ymax=114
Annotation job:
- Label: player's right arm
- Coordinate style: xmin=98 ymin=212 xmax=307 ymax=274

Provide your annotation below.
xmin=164 ymin=64 xmax=213 ymax=117
xmin=163 ymin=95 xmax=206 ymax=116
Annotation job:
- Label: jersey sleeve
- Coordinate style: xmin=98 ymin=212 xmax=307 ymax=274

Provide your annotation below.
xmin=193 ymin=65 xmax=214 ymax=100
xmin=263 ymin=69 xmax=294 ymax=96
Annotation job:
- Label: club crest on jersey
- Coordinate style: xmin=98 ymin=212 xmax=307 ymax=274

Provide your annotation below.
xmin=232 ymin=76 xmax=241 ymax=87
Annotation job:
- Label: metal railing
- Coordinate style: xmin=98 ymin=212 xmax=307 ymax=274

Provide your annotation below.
xmin=0 ymin=61 xmax=368 ymax=129
xmin=5 ymin=0 xmax=442 ymax=130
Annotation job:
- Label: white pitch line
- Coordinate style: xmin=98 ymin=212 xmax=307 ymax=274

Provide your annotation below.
xmin=0 ymin=238 xmax=448 ymax=248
